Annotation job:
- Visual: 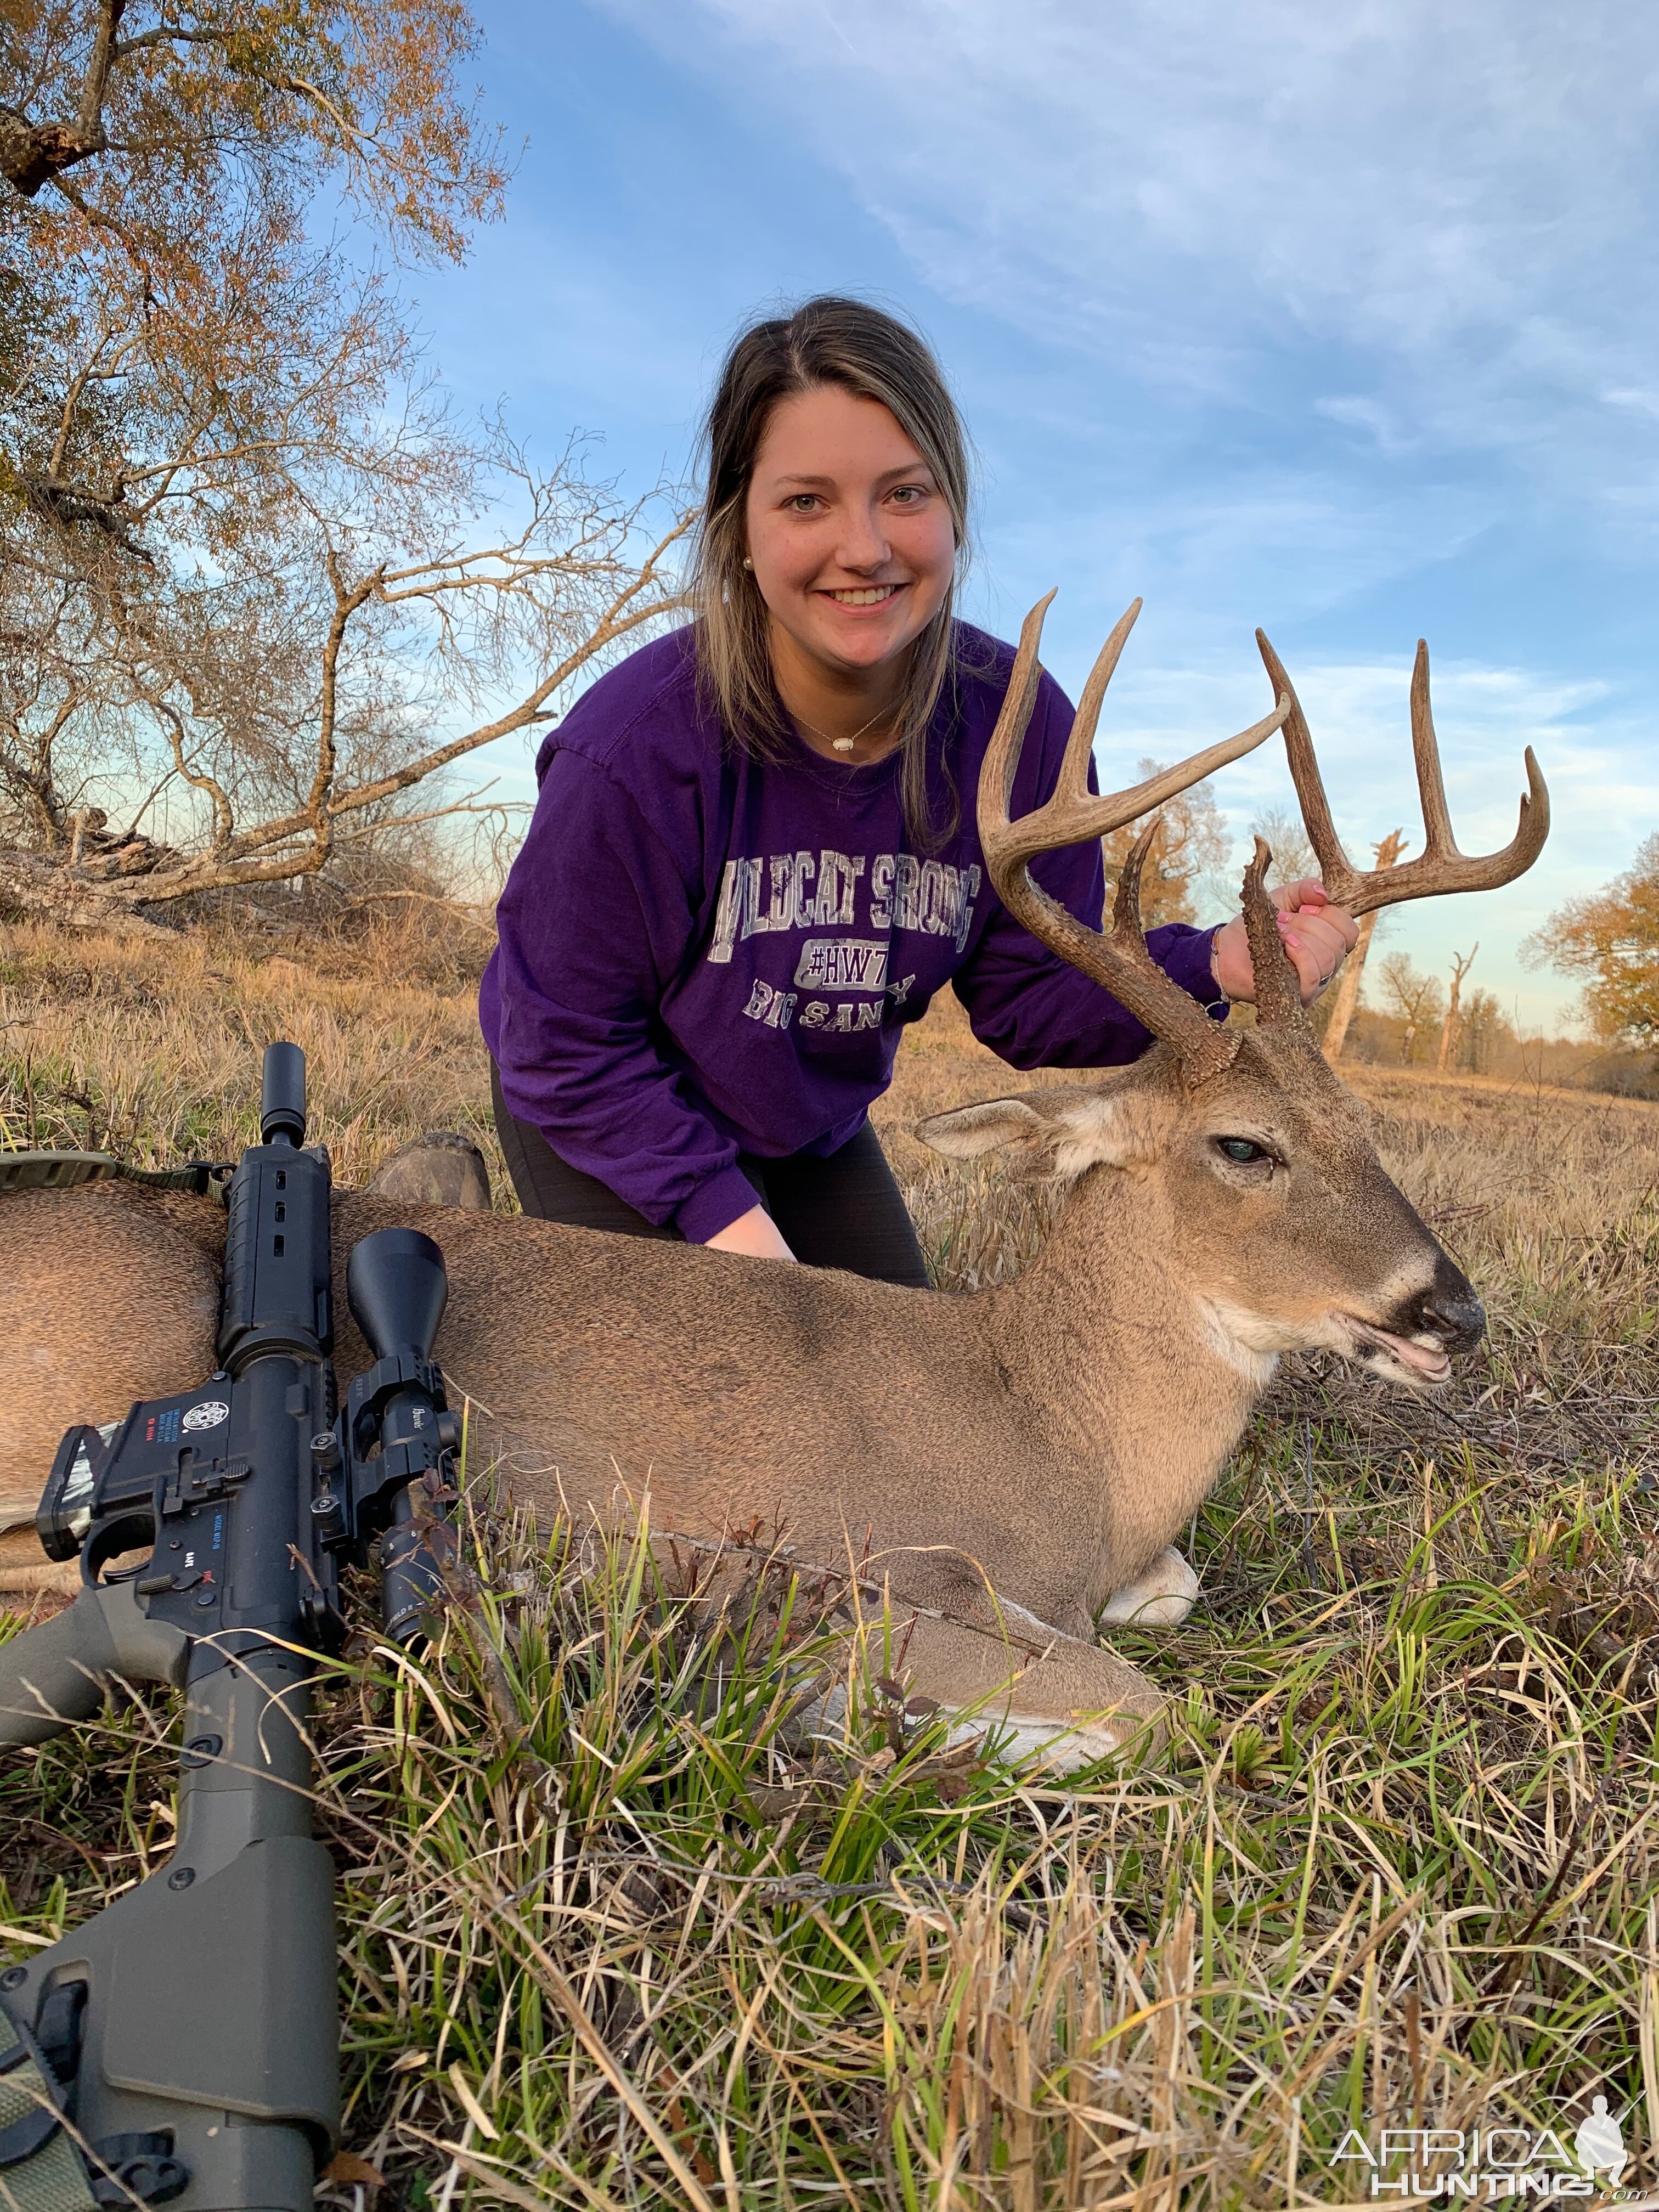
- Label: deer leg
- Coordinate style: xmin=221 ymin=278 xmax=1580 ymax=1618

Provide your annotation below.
xmin=1098 ymin=1547 xmax=1201 ymax=1629
xmin=874 ymin=1601 xmax=1166 ymax=1773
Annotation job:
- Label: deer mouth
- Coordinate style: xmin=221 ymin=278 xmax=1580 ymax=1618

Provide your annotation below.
xmin=1335 ymin=1318 xmax=1453 ymax=1387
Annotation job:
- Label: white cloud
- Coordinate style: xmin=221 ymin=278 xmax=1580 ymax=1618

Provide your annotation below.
xmin=600 ymin=0 xmax=1659 ymax=463
xmin=511 ymin=0 xmax=1659 ymax=1025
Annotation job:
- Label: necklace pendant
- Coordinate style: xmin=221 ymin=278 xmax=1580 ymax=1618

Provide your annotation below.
xmin=831 ymin=737 xmax=855 ymax=753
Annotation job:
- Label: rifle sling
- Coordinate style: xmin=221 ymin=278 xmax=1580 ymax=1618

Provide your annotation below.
xmin=0 ymin=2007 xmax=96 ymax=2212
xmin=0 ymin=1153 xmax=230 ymax=1199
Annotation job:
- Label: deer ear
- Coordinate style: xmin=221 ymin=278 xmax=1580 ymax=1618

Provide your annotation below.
xmin=913 ymin=1098 xmax=1045 ymax=1159
xmin=914 ymin=1092 xmax=1142 ymax=1182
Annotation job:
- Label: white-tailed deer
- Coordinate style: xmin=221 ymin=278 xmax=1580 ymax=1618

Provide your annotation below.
xmin=1 ymin=601 xmax=1549 ymax=1766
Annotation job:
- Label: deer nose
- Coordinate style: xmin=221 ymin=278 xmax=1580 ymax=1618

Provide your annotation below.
xmin=1410 ymin=1266 xmax=1486 ymax=1353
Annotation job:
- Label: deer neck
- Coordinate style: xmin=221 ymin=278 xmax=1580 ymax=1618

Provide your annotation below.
xmin=984 ymin=1165 xmax=1273 ymax=1581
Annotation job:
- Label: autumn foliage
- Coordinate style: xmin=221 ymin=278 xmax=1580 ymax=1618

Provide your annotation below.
xmin=1525 ymin=831 xmax=1659 ymax=1043
xmin=1 ymin=2 xmax=682 ymax=928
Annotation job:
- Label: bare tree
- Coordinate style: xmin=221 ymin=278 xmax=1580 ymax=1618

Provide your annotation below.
xmin=1 ymin=3 xmax=689 ymax=932
xmin=1321 ymin=828 xmax=1406 ymax=1063
xmin=1099 ymin=760 xmax=1231 ymax=928
xmin=1435 ymin=944 xmax=1478 ymax=1071
xmin=1376 ymin=952 xmax=1445 ymax=1065
xmin=0 ymin=464 xmax=690 ymax=929
xmin=1250 ymin=802 xmax=1318 ymax=891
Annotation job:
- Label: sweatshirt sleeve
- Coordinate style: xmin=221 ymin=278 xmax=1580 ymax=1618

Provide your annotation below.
xmin=953 ymin=675 xmax=1230 ymax=1071
xmin=489 ymin=749 xmax=761 ymax=1242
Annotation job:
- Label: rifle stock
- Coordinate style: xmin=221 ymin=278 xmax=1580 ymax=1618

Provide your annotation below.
xmin=0 ymin=1582 xmax=188 ymax=1747
xmin=0 ymin=1043 xmax=458 ymax=2212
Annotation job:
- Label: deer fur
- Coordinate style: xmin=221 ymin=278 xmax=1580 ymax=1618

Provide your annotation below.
xmin=0 ymin=597 xmax=1541 ymax=1769
xmin=0 ymin=1024 xmax=1482 ymax=1768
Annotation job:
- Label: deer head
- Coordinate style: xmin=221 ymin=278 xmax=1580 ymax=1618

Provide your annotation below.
xmin=919 ymin=597 xmax=1550 ymax=1389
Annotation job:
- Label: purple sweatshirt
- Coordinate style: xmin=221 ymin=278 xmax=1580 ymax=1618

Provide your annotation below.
xmin=480 ymin=623 xmax=1224 ymax=1242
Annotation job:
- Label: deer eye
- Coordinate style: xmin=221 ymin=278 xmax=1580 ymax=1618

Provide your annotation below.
xmin=1215 ymin=1136 xmax=1271 ymax=1166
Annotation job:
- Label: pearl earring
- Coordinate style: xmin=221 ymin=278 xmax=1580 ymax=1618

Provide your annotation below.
xmin=742 ymin=556 xmax=753 ymax=569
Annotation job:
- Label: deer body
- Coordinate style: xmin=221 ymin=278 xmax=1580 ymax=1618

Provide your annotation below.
xmin=0 ymin=1167 xmax=1272 ymax=1764
xmin=0 ymin=596 xmax=1549 ymax=1767
xmin=2 ymin=1164 xmax=1249 ymax=1633
xmin=0 ymin=1033 xmax=1470 ymax=1765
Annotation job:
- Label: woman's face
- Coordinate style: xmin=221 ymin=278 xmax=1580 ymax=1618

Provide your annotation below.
xmin=743 ymin=383 xmax=958 ymax=683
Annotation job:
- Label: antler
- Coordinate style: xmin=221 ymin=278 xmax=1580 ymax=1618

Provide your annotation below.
xmin=1255 ymin=632 xmax=1550 ymax=918
xmin=979 ymin=593 xmax=1290 ymax=1085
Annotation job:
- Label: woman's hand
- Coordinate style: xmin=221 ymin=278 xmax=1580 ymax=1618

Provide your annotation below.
xmin=705 ymin=1203 xmax=797 ymax=1261
xmin=1211 ymin=879 xmax=1359 ymax=1007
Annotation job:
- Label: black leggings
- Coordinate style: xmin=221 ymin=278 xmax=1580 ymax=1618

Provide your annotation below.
xmin=490 ymin=1062 xmax=930 ymax=1288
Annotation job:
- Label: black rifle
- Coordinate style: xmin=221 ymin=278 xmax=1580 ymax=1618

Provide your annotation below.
xmin=0 ymin=1043 xmax=461 ymax=2212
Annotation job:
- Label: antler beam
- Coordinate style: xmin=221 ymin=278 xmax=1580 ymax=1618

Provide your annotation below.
xmin=979 ymin=594 xmax=1290 ymax=1086
xmin=1256 ymin=633 xmax=1550 ymax=918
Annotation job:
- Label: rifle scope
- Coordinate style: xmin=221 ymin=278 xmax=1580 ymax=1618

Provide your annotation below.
xmin=329 ymin=1226 xmax=459 ymax=1645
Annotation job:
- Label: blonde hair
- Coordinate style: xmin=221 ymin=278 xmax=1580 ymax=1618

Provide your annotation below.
xmin=689 ymin=296 xmax=972 ymax=844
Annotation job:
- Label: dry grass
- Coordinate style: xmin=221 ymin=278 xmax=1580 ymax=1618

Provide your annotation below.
xmin=4 ymin=918 xmax=1659 ymax=2207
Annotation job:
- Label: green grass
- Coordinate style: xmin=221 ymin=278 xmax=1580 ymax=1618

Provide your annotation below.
xmin=5 ymin=1437 xmax=1656 ymax=2207
xmin=4 ymin=923 xmax=1659 ymax=2204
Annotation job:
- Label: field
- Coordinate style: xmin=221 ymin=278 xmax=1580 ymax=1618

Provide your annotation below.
xmin=3 ymin=914 xmax=1659 ymax=2208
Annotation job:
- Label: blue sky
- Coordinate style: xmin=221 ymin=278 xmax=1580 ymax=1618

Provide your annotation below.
xmin=413 ymin=0 xmax=1659 ymax=1032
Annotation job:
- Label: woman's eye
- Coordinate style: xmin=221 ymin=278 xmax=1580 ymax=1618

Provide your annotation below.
xmin=1216 ymin=1137 xmax=1269 ymax=1166
xmin=788 ymin=494 xmax=820 ymax=514
xmin=888 ymin=484 xmax=926 ymax=505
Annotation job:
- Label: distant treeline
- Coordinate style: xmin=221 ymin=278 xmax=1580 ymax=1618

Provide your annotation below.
xmin=1337 ymin=1000 xmax=1658 ymax=1098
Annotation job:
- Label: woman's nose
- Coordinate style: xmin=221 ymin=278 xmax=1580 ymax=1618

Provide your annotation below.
xmin=833 ymin=504 xmax=891 ymax=573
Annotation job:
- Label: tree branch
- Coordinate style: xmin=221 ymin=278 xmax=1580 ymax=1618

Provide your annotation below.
xmin=0 ymin=0 xmax=123 ymax=197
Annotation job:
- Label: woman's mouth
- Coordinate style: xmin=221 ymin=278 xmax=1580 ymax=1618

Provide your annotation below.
xmin=822 ymin=584 xmax=903 ymax=607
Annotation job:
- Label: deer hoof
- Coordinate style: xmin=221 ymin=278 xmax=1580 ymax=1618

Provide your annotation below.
xmin=365 ymin=1132 xmax=492 ymax=1211
xmin=1099 ymin=1548 xmax=1201 ymax=1629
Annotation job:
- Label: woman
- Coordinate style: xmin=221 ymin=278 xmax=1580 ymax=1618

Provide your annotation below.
xmin=481 ymin=297 xmax=1355 ymax=1284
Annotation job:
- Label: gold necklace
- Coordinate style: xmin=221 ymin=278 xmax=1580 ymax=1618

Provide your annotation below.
xmin=791 ymin=702 xmax=894 ymax=756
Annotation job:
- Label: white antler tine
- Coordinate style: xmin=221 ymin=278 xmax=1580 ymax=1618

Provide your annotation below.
xmin=1265 ymin=630 xmax=1552 ymax=918
xmin=1409 ymin=640 xmax=1458 ymax=861
xmin=983 ymin=590 xmax=1057 ymax=838
xmin=977 ymin=596 xmax=1276 ymax=1087
xmin=1256 ymin=628 xmax=1361 ymax=907
xmin=1056 ymin=599 xmax=1142 ymax=806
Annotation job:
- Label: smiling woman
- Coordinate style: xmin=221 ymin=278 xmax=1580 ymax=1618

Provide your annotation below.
xmin=479 ymin=296 xmax=1357 ymax=1273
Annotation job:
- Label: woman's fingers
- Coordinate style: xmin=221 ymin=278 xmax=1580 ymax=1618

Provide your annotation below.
xmin=1276 ymin=906 xmax=1356 ymax=1002
xmin=1301 ymin=900 xmax=1358 ymax=953
xmin=1210 ymin=895 xmax=1359 ymax=1006
xmin=1269 ymin=877 xmax=1324 ymax=913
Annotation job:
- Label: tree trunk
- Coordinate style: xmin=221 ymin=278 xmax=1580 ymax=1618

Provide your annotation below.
xmin=1436 ymin=986 xmax=1459 ymax=1071
xmin=0 ymin=844 xmax=176 ymax=938
xmin=1435 ymin=945 xmax=1477 ymax=1073
xmin=1321 ymin=828 xmax=1406 ymax=1064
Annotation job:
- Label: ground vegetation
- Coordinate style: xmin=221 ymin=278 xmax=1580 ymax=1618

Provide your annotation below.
xmin=2 ymin=923 xmax=1656 ymax=2203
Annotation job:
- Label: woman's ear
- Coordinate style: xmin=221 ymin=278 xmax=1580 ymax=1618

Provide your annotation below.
xmin=913 ymin=1089 xmax=1145 ymax=1183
